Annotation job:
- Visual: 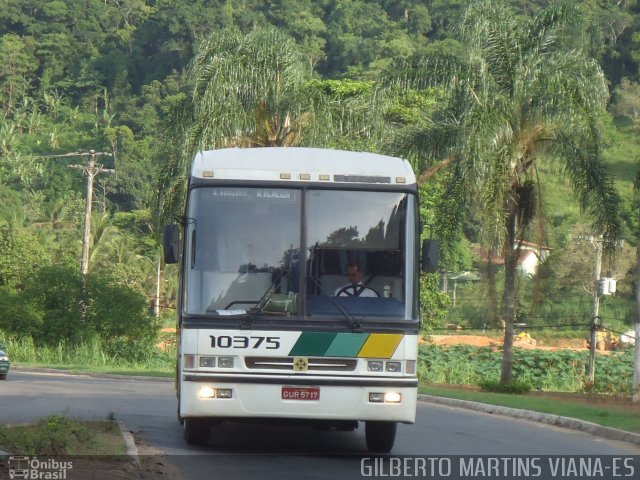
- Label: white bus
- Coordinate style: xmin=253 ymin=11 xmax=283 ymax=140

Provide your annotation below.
xmin=164 ymin=147 xmax=438 ymax=452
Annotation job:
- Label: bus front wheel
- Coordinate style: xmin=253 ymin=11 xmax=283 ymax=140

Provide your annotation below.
xmin=183 ymin=418 xmax=210 ymax=445
xmin=365 ymin=421 xmax=397 ymax=453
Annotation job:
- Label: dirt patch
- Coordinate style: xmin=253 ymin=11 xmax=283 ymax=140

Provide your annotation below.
xmin=427 ymin=335 xmax=501 ymax=347
xmin=156 ymin=327 xmax=177 ymax=351
xmin=65 ymin=435 xmax=185 ymax=480
xmin=424 ymin=334 xmax=591 ymax=352
xmin=136 ymin=441 xmax=185 ymax=480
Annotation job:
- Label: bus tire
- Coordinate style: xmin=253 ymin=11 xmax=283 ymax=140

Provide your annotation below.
xmin=183 ymin=418 xmax=210 ymax=445
xmin=365 ymin=421 xmax=397 ymax=453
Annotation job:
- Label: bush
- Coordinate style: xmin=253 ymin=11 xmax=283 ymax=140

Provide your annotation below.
xmin=21 ymin=266 xmax=86 ymax=346
xmin=85 ymin=274 xmax=159 ymax=343
xmin=478 ymin=379 xmax=531 ymax=394
xmin=0 ymin=264 xmax=159 ymax=353
xmin=419 ymin=344 xmax=633 ymax=394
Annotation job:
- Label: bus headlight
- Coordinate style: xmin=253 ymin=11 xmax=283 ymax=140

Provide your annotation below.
xmin=384 ymin=392 xmax=402 ymax=403
xmin=198 ymin=386 xmax=216 ymax=398
xmin=369 ymin=392 xmax=402 ymax=403
xmin=367 ymin=361 xmax=383 ymax=372
xmin=199 ymin=356 xmax=215 ymax=368
xmin=385 ymin=361 xmax=402 ymax=372
xmin=218 ymin=356 xmax=234 ymax=368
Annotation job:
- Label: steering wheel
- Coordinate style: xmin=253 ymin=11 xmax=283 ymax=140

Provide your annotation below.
xmin=336 ymin=285 xmax=380 ymax=297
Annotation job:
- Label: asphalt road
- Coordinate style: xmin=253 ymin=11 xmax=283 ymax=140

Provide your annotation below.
xmin=2 ymin=370 xmax=639 ymax=479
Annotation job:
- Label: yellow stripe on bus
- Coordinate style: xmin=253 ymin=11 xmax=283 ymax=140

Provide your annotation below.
xmin=357 ymin=334 xmax=403 ymax=359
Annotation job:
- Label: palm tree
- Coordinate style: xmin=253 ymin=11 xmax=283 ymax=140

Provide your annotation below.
xmin=384 ymin=0 xmax=622 ymax=384
xmin=155 ymin=27 xmax=383 ymax=224
xmin=155 ymin=27 xmax=311 ymax=222
xmin=87 ymin=211 xmax=118 ymax=273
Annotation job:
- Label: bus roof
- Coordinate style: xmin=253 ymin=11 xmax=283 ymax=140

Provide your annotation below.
xmin=191 ymin=147 xmax=417 ymax=185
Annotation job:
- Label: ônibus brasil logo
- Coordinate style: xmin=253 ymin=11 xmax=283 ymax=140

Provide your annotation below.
xmin=8 ymin=456 xmax=73 ymax=480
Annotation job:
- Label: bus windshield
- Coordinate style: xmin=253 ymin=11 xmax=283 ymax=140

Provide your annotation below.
xmin=185 ymin=187 xmax=301 ymax=315
xmin=306 ymin=190 xmax=412 ymax=319
xmin=183 ymin=187 xmax=415 ymax=320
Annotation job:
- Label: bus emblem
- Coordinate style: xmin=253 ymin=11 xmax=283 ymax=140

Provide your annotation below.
xmin=293 ymin=357 xmax=309 ymax=372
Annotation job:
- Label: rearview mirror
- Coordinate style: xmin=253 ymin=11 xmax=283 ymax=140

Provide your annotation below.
xmin=421 ymin=239 xmax=440 ymax=273
xmin=163 ymin=224 xmax=180 ymax=264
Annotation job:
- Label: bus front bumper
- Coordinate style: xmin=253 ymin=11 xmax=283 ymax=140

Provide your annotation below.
xmin=180 ymin=373 xmax=417 ymax=423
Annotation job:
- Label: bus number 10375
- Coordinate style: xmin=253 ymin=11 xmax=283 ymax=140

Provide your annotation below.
xmin=209 ymin=335 xmax=281 ymax=349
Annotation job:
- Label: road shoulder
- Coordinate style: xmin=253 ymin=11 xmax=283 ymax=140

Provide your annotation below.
xmin=419 ymin=394 xmax=640 ymax=447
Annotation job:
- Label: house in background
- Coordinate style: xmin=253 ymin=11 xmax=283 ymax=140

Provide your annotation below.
xmin=471 ymin=240 xmax=551 ymax=277
xmin=441 ymin=270 xmax=481 ymax=305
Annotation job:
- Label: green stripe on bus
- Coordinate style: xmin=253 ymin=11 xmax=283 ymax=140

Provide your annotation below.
xmin=324 ymin=333 xmax=370 ymax=357
xmin=288 ymin=332 xmax=337 ymax=356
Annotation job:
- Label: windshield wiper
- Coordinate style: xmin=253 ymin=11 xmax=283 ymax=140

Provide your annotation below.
xmin=308 ymin=275 xmax=364 ymax=331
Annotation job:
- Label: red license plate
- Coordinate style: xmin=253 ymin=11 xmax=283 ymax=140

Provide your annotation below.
xmin=281 ymin=386 xmax=320 ymax=400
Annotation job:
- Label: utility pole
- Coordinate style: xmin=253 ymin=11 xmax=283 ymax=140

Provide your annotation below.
xmin=70 ymin=151 xmax=114 ymax=274
xmin=579 ymin=235 xmax=623 ymax=384
xmin=577 ymin=235 xmax=603 ymax=384
xmin=155 ymin=256 xmax=161 ymax=317
xmin=37 ymin=150 xmax=114 ymax=274
xmin=588 ymin=236 xmax=602 ymax=384
xmin=634 ymin=159 xmax=640 ymax=402
xmin=634 ymin=245 xmax=640 ymax=402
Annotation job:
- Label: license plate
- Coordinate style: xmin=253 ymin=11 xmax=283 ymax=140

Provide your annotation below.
xmin=281 ymin=386 xmax=320 ymax=400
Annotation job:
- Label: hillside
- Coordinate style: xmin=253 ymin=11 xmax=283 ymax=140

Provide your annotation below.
xmin=0 ymin=0 xmax=639 ymax=344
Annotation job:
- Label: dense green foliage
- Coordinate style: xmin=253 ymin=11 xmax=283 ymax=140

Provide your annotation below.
xmin=0 ymin=265 xmax=160 ymax=362
xmin=0 ymin=332 xmax=175 ymax=370
xmin=419 ymin=344 xmax=634 ymax=394
xmin=478 ymin=379 xmax=532 ymax=394
xmin=0 ymin=1 xmax=638 ymax=384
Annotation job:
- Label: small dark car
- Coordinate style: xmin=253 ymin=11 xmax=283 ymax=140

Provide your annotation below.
xmin=0 ymin=343 xmax=9 ymax=380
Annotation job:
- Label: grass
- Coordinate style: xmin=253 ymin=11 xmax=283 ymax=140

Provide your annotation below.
xmin=12 ymin=362 xmax=173 ymax=377
xmin=0 ymin=415 xmax=127 ymax=455
xmin=1 ymin=330 xmax=176 ymax=376
xmin=1 ymin=333 xmax=176 ymax=374
xmin=420 ymin=384 xmax=640 ymax=434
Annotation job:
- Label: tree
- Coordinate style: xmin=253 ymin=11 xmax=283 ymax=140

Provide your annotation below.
xmin=85 ymin=273 xmax=157 ymax=343
xmin=323 ymin=0 xmax=415 ymax=78
xmin=419 ymin=273 xmax=451 ymax=332
xmin=611 ymin=78 xmax=640 ymax=125
xmin=0 ymin=33 xmax=38 ymax=113
xmin=0 ymin=220 xmax=52 ymax=289
xmin=263 ymin=0 xmax=328 ymax=70
xmin=155 ymin=26 xmax=382 ymax=223
xmin=21 ymin=265 xmax=86 ymax=346
xmin=155 ymin=27 xmax=313 ymax=221
xmin=384 ymin=0 xmax=622 ymax=384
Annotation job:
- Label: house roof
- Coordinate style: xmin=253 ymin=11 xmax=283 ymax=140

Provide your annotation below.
xmin=516 ymin=239 xmax=552 ymax=250
xmin=471 ymin=242 xmax=550 ymax=267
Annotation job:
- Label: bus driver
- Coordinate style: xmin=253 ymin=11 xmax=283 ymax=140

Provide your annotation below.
xmin=334 ymin=261 xmax=379 ymax=297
